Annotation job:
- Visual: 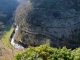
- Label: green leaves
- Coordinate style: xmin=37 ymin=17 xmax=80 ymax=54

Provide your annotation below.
xmin=13 ymin=44 xmax=80 ymax=60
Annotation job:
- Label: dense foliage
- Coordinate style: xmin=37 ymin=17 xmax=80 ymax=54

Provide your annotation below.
xmin=15 ymin=0 xmax=80 ymax=27
xmin=0 ymin=0 xmax=18 ymax=24
xmin=14 ymin=0 xmax=80 ymax=48
xmin=0 ymin=0 xmax=18 ymax=38
xmin=13 ymin=44 xmax=80 ymax=60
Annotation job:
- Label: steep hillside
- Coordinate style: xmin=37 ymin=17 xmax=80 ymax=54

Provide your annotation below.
xmin=14 ymin=0 xmax=80 ymax=48
xmin=0 ymin=0 xmax=18 ymax=24
xmin=0 ymin=0 xmax=18 ymax=38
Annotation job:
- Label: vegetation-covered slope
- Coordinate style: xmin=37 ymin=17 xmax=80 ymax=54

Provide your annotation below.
xmin=14 ymin=0 xmax=80 ymax=48
xmin=0 ymin=0 xmax=18 ymax=38
xmin=0 ymin=0 xmax=18 ymax=24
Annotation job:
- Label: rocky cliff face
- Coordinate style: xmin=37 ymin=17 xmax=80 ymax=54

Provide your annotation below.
xmin=14 ymin=0 xmax=80 ymax=48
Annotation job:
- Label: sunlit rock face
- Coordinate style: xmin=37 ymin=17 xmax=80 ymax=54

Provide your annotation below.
xmin=14 ymin=0 xmax=80 ymax=48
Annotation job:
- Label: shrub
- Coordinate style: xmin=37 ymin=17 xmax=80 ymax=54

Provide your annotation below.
xmin=13 ymin=44 xmax=80 ymax=60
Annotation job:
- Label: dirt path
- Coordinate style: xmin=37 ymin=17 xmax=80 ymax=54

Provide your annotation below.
xmin=0 ymin=40 xmax=24 ymax=60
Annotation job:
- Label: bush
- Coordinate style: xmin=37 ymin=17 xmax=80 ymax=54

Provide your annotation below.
xmin=13 ymin=44 xmax=80 ymax=60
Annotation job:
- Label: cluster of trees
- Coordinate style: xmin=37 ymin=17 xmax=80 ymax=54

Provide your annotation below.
xmin=15 ymin=0 xmax=80 ymax=24
xmin=14 ymin=0 xmax=80 ymax=48
xmin=15 ymin=0 xmax=80 ymax=30
xmin=0 ymin=0 xmax=18 ymax=24
xmin=0 ymin=0 xmax=18 ymax=38
xmin=15 ymin=0 xmax=80 ymax=31
xmin=13 ymin=44 xmax=80 ymax=60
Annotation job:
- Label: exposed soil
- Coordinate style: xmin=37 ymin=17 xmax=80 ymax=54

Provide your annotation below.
xmin=0 ymin=40 xmax=24 ymax=60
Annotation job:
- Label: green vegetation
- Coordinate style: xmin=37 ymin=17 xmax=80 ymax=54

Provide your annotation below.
xmin=0 ymin=0 xmax=18 ymax=40
xmin=0 ymin=0 xmax=18 ymax=24
xmin=0 ymin=22 xmax=4 ymax=38
xmin=13 ymin=44 xmax=80 ymax=60
xmin=2 ymin=23 xmax=14 ymax=48
xmin=14 ymin=0 xmax=80 ymax=48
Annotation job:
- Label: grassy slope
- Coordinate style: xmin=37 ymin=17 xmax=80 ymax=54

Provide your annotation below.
xmin=2 ymin=23 xmax=14 ymax=49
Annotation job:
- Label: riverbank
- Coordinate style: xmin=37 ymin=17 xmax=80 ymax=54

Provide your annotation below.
xmin=0 ymin=40 xmax=24 ymax=60
xmin=1 ymin=23 xmax=14 ymax=48
xmin=1 ymin=23 xmax=24 ymax=59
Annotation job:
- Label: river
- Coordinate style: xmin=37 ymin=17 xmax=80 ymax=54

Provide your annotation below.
xmin=11 ymin=25 xmax=24 ymax=49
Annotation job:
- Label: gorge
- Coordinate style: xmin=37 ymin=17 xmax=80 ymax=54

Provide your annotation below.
xmin=11 ymin=24 xmax=24 ymax=49
xmin=14 ymin=0 xmax=80 ymax=49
